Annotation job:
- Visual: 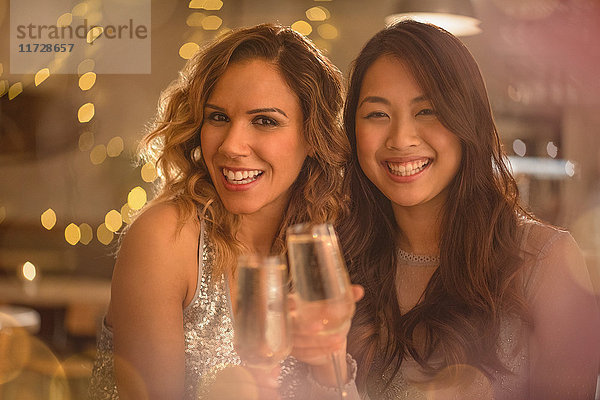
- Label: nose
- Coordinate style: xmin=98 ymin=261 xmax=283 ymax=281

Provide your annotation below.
xmin=385 ymin=117 xmax=421 ymax=150
xmin=218 ymin=122 xmax=252 ymax=158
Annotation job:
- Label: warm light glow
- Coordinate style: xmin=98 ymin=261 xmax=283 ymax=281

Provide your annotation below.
xmin=90 ymin=144 xmax=107 ymax=165
xmin=78 ymin=102 xmax=95 ymax=123
xmin=78 ymin=59 xmax=95 ymax=75
xmin=141 ymin=162 xmax=158 ymax=182
xmin=78 ymin=131 xmax=94 ymax=151
xmin=121 ymin=204 xmax=133 ymax=224
xmin=179 ymin=42 xmax=200 ymax=60
xmin=0 ymin=80 xmax=7 ymax=97
xmin=385 ymin=13 xmax=481 ymax=37
xmin=0 ymin=63 xmax=3 ymax=76
xmin=188 ymin=0 xmax=204 ymax=8
xmin=105 ymin=210 xmax=123 ymax=232
xmin=565 ymin=161 xmax=575 ymax=177
xmin=72 ymin=3 xmax=88 ymax=17
xmin=79 ymin=223 xmax=93 ymax=245
xmin=306 ymin=6 xmax=330 ymax=21
xmin=201 ymin=15 xmax=222 ymax=30
xmin=41 ymin=209 xmax=57 ymax=230
xmin=87 ymin=26 xmax=104 ymax=43
xmin=203 ymin=0 xmax=223 ymax=10
xmin=186 ymin=12 xmax=205 ymax=26
xmin=8 ymin=82 xmax=23 ymax=100
xmin=0 ymin=206 xmax=5 ymax=224
xmin=35 ymin=68 xmax=50 ymax=86
xmin=546 ymin=142 xmax=558 ymax=158
xmin=65 ymin=223 xmax=82 ymax=246
xmin=107 ymin=137 xmax=124 ymax=157
xmin=317 ymin=23 xmax=338 ymax=39
xmin=79 ymin=72 xmax=96 ymax=90
xmin=291 ymin=20 xmax=312 ymax=36
xmin=97 ymin=223 xmax=114 ymax=245
xmin=22 ymin=261 xmax=37 ymax=281
xmin=57 ymin=13 xmax=73 ymax=27
xmin=512 ymin=139 xmax=526 ymax=157
xmin=128 ymin=187 xmax=147 ymax=211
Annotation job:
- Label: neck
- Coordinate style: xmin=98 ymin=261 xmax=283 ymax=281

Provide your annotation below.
xmin=392 ymin=201 xmax=443 ymax=256
xmin=236 ymin=206 xmax=285 ymax=256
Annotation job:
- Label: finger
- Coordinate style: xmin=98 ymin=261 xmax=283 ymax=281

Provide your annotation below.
xmin=351 ymin=284 xmax=364 ymax=302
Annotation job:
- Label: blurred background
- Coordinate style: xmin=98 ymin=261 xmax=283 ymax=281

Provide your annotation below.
xmin=1 ymin=0 xmax=599 ymax=398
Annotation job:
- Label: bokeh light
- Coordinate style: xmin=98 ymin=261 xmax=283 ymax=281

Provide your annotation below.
xmin=34 ymin=68 xmax=50 ymax=86
xmin=512 ymin=139 xmax=526 ymax=157
xmin=0 ymin=206 xmax=5 ymax=224
xmin=107 ymin=136 xmax=124 ymax=157
xmin=0 ymin=80 xmax=7 ymax=97
xmin=565 ymin=160 xmax=575 ymax=177
xmin=186 ymin=12 xmax=205 ymax=26
xmin=8 ymin=82 xmax=23 ymax=100
xmin=306 ymin=6 xmax=330 ymax=21
xmin=87 ymin=26 xmax=104 ymax=44
xmin=128 ymin=187 xmax=147 ymax=211
xmin=79 ymin=72 xmax=96 ymax=91
xmin=41 ymin=209 xmax=57 ymax=230
xmin=546 ymin=141 xmax=558 ymax=158
xmin=78 ymin=102 xmax=95 ymax=123
xmin=201 ymin=15 xmax=222 ymax=30
xmin=105 ymin=210 xmax=123 ymax=232
xmin=141 ymin=162 xmax=158 ymax=182
xmin=78 ymin=131 xmax=94 ymax=152
xmin=77 ymin=59 xmax=95 ymax=75
xmin=22 ymin=262 xmax=37 ymax=281
xmin=79 ymin=223 xmax=93 ymax=245
xmin=291 ymin=20 xmax=312 ymax=36
xmin=72 ymin=2 xmax=88 ymax=17
xmin=97 ymin=223 xmax=114 ymax=245
xmin=317 ymin=23 xmax=338 ymax=40
xmin=121 ymin=204 xmax=133 ymax=224
xmin=65 ymin=223 xmax=81 ymax=246
xmin=90 ymin=144 xmax=107 ymax=165
xmin=56 ymin=12 xmax=72 ymax=27
xmin=179 ymin=42 xmax=200 ymax=59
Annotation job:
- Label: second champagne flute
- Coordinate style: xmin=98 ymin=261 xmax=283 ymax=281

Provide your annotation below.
xmin=287 ymin=223 xmax=355 ymax=399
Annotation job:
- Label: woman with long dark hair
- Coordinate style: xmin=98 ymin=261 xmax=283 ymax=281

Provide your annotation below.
xmin=340 ymin=20 xmax=600 ymax=399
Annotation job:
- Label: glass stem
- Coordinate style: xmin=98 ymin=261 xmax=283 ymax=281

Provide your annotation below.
xmin=331 ymin=352 xmax=346 ymax=399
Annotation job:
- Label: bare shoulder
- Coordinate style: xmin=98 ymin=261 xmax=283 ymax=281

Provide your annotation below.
xmin=107 ymin=202 xmax=201 ymax=323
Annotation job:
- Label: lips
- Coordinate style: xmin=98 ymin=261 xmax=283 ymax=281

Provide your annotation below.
xmin=221 ymin=167 xmax=264 ymax=185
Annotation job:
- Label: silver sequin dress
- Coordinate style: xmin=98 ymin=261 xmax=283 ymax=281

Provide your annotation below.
xmin=88 ymin=223 xmax=240 ymax=400
xmin=88 ymin=222 xmax=360 ymax=400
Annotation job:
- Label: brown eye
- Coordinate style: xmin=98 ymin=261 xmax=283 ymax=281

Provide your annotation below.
xmin=253 ymin=116 xmax=279 ymax=127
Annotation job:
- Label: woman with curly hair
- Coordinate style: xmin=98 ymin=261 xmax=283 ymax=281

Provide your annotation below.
xmin=339 ymin=20 xmax=600 ymax=399
xmin=88 ymin=24 xmax=357 ymax=400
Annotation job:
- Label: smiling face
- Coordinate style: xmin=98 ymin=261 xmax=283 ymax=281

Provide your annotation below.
xmin=355 ymin=55 xmax=462 ymax=212
xmin=200 ymin=59 xmax=309 ymax=218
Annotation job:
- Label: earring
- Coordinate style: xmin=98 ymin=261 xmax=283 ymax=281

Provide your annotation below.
xmin=192 ymin=146 xmax=202 ymax=162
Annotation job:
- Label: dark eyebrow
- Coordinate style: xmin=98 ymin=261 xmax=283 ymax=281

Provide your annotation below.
xmin=204 ymin=103 xmax=226 ymax=112
xmin=358 ymin=96 xmax=390 ymax=108
xmin=358 ymin=94 xmax=430 ymax=108
xmin=247 ymin=108 xmax=288 ymax=118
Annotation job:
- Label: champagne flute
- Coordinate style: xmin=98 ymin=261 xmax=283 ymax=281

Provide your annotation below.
xmin=286 ymin=223 xmax=355 ymax=399
xmin=234 ymin=254 xmax=292 ymax=371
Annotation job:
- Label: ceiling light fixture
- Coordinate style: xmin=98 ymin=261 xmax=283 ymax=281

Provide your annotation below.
xmin=385 ymin=0 xmax=482 ymax=37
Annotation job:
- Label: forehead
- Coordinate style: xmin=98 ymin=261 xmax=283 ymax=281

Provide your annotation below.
xmin=207 ymin=59 xmax=300 ymax=109
xmin=359 ymin=55 xmax=423 ymax=98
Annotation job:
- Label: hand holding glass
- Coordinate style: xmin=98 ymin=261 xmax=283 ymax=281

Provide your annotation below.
xmin=287 ymin=223 xmax=355 ymax=399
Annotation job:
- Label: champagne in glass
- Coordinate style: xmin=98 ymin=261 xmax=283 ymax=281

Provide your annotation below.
xmin=287 ymin=223 xmax=355 ymax=399
xmin=234 ymin=254 xmax=292 ymax=370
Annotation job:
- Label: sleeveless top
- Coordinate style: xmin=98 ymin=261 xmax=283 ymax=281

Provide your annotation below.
xmin=87 ymin=221 xmax=359 ymax=400
xmin=87 ymin=222 xmax=241 ymax=399
xmin=363 ymin=220 xmax=577 ymax=400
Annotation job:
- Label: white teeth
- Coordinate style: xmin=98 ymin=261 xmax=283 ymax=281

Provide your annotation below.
xmin=222 ymin=168 xmax=263 ymax=184
xmin=386 ymin=160 xmax=430 ymax=177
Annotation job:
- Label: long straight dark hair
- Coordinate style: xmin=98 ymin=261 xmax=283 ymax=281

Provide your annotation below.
xmin=339 ymin=20 xmax=531 ymax=392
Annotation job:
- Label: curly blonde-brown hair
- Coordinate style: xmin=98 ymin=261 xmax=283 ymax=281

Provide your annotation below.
xmin=139 ymin=23 xmax=349 ymax=278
